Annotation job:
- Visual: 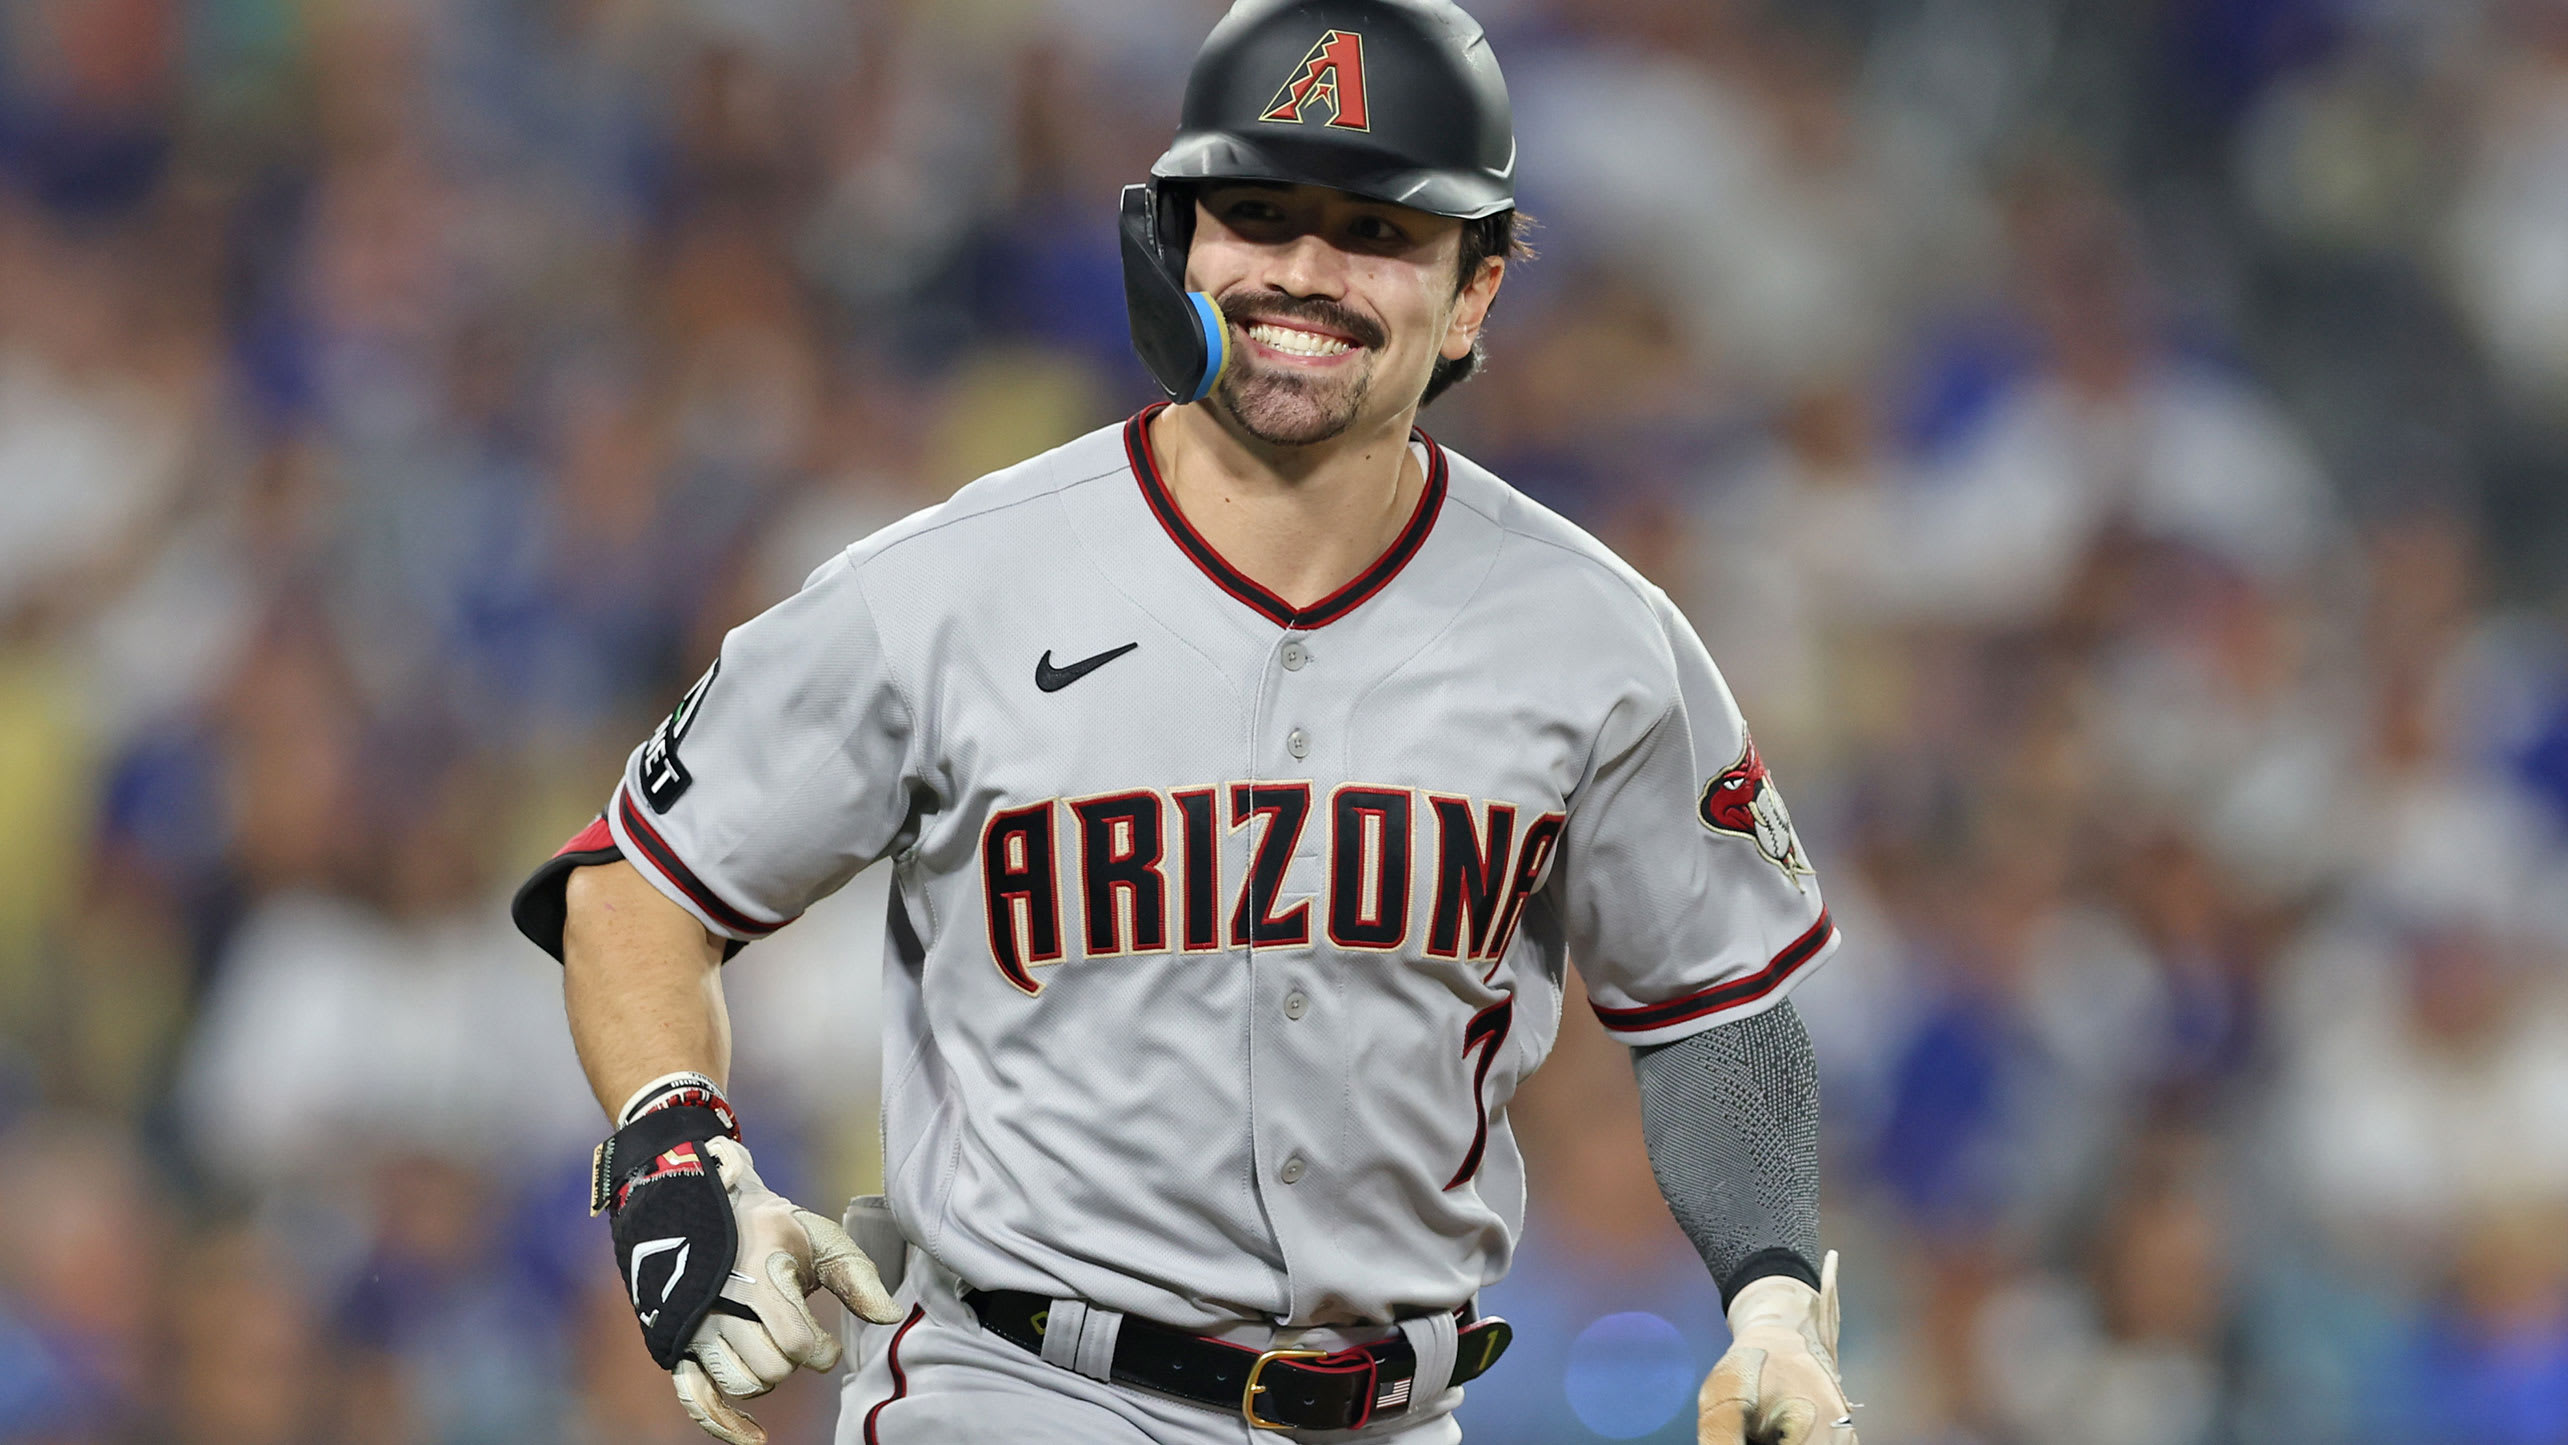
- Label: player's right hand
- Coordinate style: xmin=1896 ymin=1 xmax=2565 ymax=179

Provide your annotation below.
xmin=594 ymin=1075 xmax=904 ymax=1445
xmin=670 ymin=1136 xmax=904 ymax=1445
xmin=1697 ymin=1251 xmax=1858 ymax=1445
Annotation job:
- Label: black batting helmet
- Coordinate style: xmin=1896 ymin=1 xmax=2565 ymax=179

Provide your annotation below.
xmin=1120 ymin=0 xmax=1518 ymax=404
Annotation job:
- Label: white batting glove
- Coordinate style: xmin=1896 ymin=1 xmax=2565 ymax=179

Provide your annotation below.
xmin=671 ymin=1135 xmax=904 ymax=1445
xmin=1698 ymin=1250 xmax=1858 ymax=1445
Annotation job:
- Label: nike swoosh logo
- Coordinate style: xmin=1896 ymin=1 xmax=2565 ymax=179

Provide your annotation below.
xmin=1036 ymin=643 xmax=1138 ymax=693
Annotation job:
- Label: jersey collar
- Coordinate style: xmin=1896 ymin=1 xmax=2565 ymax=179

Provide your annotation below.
xmin=1122 ymin=403 xmax=1450 ymax=631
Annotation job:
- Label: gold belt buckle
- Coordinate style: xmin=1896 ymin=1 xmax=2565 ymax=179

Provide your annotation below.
xmin=1242 ymin=1347 xmax=1330 ymax=1431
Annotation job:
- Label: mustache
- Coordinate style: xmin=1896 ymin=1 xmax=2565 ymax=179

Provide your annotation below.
xmin=1217 ymin=289 xmax=1386 ymax=350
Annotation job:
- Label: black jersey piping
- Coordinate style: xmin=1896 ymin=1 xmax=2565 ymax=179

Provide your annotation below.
xmin=615 ymin=787 xmax=786 ymax=938
xmin=1591 ymin=909 xmax=1836 ymax=1034
xmin=863 ymin=1306 xmax=926 ymax=1444
xmin=1121 ymin=405 xmax=1449 ymax=630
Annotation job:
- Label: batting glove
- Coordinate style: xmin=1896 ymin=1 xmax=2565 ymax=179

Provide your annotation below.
xmin=1698 ymin=1250 xmax=1858 ymax=1445
xmin=594 ymin=1074 xmax=903 ymax=1445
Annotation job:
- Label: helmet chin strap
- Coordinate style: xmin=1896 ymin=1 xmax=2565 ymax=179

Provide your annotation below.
xmin=1120 ymin=184 xmax=1231 ymax=404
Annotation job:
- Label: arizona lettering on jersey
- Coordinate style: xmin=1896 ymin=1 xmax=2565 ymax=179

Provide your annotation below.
xmin=562 ymin=408 xmax=1836 ymax=1332
xmin=979 ymin=783 xmax=1560 ymax=994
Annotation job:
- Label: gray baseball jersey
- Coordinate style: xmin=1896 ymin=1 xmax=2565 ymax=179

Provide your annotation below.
xmin=601 ymin=406 xmax=1836 ymax=1331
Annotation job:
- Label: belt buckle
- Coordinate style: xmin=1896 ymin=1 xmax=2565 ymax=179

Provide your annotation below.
xmin=1242 ymin=1347 xmax=1329 ymax=1431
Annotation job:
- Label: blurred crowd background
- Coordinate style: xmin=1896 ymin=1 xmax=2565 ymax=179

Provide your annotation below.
xmin=7 ymin=0 xmax=2568 ymax=1440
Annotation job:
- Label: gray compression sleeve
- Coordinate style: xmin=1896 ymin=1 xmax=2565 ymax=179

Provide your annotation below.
xmin=1632 ymin=999 xmax=1822 ymax=1309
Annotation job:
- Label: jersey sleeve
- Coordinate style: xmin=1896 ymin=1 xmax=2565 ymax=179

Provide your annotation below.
xmin=511 ymin=554 xmax=922 ymax=960
xmin=1552 ymin=591 xmax=1838 ymax=1047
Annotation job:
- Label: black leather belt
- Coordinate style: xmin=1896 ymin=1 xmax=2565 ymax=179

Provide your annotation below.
xmin=964 ymin=1288 xmax=1512 ymax=1432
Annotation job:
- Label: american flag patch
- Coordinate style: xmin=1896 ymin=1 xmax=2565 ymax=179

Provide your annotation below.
xmin=1375 ymin=1378 xmax=1413 ymax=1411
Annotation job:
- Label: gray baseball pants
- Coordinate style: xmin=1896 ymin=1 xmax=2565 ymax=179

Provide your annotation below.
xmin=835 ymin=1239 xmax=1465 ymax=1445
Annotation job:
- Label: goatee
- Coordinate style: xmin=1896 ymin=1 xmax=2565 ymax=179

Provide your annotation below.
xmin=1213 ymin=287 xmax=1387 ymax=447
xmin=1216 ymin=359 xmax=1375 ymax=446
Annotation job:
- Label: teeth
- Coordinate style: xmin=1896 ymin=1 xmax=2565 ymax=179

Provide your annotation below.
xmin=1246 ymin=322 xmax=1353 ymax=357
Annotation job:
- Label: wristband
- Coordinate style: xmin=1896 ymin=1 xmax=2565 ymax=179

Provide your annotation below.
xmin=593 ymin=1072 xmax=741 ymax=1216
xmin=615 ymin=1070 xmax=741 ymax=1132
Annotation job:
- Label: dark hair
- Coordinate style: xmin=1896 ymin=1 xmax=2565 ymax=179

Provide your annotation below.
xmin=1420 ymin=208 xmax=1535 ymax=408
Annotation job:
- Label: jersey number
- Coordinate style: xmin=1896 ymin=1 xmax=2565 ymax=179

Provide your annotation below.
xmin=1444 ymin=995 xmax=1514 ymax=1190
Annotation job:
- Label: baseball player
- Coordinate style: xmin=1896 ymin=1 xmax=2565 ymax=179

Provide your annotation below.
xmin=512 ymin=2 xmax=1856 ymax=1441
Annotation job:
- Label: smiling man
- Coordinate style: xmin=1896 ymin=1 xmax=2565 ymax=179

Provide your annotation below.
xmin=512 ymin=3 xmax=1857 ymax=1443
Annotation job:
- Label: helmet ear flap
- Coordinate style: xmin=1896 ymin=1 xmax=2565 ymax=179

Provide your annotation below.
xmin=1154 ymin=180 xmax=1196 ymax=251
xmin=1120 ymin=183 xmax=1230 ymax=404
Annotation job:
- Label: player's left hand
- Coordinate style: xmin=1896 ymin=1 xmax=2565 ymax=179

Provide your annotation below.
xmin=1697 ymin=1250 xmax=1857 ymax=1445
xmin=671 ymin=1136 xmax=904 ymax=1445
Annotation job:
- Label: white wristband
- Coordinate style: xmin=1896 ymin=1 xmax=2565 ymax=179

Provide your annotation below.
xmin=615 ymin=1070 xmax=735 ymax=1130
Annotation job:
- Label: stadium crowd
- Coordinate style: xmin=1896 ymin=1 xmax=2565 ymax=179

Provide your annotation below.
xmin=7 ymin=0 xmax=2568 ymax=1441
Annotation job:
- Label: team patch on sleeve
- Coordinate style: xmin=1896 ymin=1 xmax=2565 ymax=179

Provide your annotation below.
xmin=1698 ymin=734 xmax=1813 ymax=888
xmin=639 ymin=659 xmax=720 ymax=813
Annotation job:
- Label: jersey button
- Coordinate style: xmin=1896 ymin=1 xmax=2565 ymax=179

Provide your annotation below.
xmin=1280 ymin=1155 xmax=1306 ymax=1185
xmin=1280 ymin=641 xmax=1309 ymax=671
xmin=1287 ymin=728 xmax=1309 ymax=759
xmin=1284 ymin=990 xmax=1308 ymax=1020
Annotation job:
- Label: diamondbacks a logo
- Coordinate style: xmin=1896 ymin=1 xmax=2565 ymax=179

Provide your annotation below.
xmin=1261 ymin=30 xmax=1370 ymax=131
xmin=1699 ymin=735 xmax=1814 ymax=887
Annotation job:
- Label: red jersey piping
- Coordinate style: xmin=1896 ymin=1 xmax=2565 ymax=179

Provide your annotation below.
xmin=1121 ymin=404 xmax=1448 ymax=630
xmin=1591 ymin=910 xmax=1836 ymax=1034
xmin=863 ymin=1306 xmax=926 ymax=1443
xmin=615 ymin=787 xmax=786 ymax=938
